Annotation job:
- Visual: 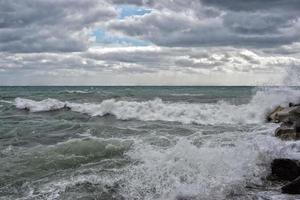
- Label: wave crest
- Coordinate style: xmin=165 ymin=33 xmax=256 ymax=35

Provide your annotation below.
xmin=14 ymin=87 xmax=300 ymax=125
xmin=15 ymin=97 xmax=67 ymax=112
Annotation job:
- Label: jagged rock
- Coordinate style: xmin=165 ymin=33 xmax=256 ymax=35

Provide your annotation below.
xmin=271 ymin=159 xmax=300 ymax=181
xmin=280 ymin=121 xmax=294 ymax=128
xmin=266 ymin=106 xmax=284 ymax=122
xmin=275 ymin=106 xmax=300 ymax=123
xmin=295 ymin=119 xmax=300 ymax=133
xmin=275 ymin=127 xmax=300 ymax=140
xmin=289 ymin=102 xmax=300 ymax=107
xmin=282 ymin=176 xmax=300 ymax=194
xmin=266 ymin=105 xmax=300 ymax=123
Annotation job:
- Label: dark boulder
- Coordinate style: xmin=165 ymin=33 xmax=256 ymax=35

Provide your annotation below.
xmin=266 ymin=106 xmax=284 ymax=123
xmin=282 ymin=176 xmax=300 ymax=194
xmin=295 ymin=119 xmax=300 ymax=133
xmin=271 ymin=159 xmax=300 ymax=181
xmin=276 ymin=107 xmax=299 ymax=123
xmin=275 ymin=127 xmax=300 ymax=140
xmin=289 ymin=102 xmax=300 ymax=107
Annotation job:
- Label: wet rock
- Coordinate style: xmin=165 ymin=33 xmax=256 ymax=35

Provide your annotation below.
xmin=282 ymin=176 xmax=300 ymax=194
xmin=280 ymin=121 xmax=294 ymax=128
xmin=275 ymin=127 xmax=300 ymax=140
xmin=266 ymin=106 xmax=300 ymax=123
xmin=295 ymin=119 xmax=300 ymax=133
xmin=271 ymin=159 xmax=300 ymax=181
xmin=289 ymin=102 xmax=300 ymax=107
xmin=275 ymin=106 xmax=299 ymax=123
xmin=266 ymin=106 xmax=284 ymax=122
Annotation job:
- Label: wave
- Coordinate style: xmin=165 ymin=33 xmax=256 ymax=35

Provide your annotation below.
xmin=14 ymin=87 xmax=300 ymax=125
xmin=15 ymin=98 xmax=67 ymax=112
xmin=0 ymin=99 xmax=13 ymax=104
xmin=65 ymin=90 xmax=91 ymax=94
xmin=170 ymin=93 xmax=204 ymax=96
xmin=120 ymin=135 xmax=280 ymax=200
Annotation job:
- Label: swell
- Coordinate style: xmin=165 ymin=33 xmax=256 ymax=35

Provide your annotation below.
xmin=14 ymin=87 xmax=300 ymax=125
xmin=15 ymin=88 xmax=300 ymax=124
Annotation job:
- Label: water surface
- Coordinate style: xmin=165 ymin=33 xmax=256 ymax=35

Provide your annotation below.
xmin=1 ymin=86 xmax=300 ymax=200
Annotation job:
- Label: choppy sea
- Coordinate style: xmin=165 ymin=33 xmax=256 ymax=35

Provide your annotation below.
xmin=0 ymin=86 xmax=300 ymax=200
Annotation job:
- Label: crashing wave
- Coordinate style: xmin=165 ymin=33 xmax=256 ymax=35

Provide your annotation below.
xmin=15 ymin=97 xmax=67 ymax=112
xmin=65 ymin=90 xmax=91 ymax=94
xmin=14 ymin=87 xmax=300 ymax=125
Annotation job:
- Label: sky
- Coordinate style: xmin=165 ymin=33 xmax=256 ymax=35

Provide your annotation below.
xmin=0 ymin=0 xmax=300 ymax=86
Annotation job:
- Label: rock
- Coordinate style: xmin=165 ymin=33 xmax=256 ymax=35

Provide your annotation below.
xmin=275 ymin=106 xmax=300 ymax=123
xmin=271 ymin=159 xmax=300 ymax=181
xmin=266 ymin=104 xmax=300 ymax=123
xmin=275 ymin=127 xmax=300 ymax=140
xmin=266 ymin=106 xmax=284 ymax=122
xmin=295 ymin=119 xmax=300 ymax=133
xmin=289 ymin=102 xmax=300 ymax=107
xmin=282 ymin=176 xmax=300 ymax=194
xmin=280 ymin=121 xmax=294 ymax=128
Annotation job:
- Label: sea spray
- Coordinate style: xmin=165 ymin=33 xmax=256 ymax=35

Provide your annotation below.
xmin=14 ymin=87 xmax=300 ymax=125
xmin=282 ymin=65 xmax=300 ymax=86
xmin=119 ymin=136 xmax=280 ymax=200
xmin=2 ymin=86 xmax=300 ymax=199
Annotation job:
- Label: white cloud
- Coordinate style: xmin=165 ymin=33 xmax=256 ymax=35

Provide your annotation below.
xmin=0 ymin=46 xmax=299 ymax=85
xmin=0 ymin=0 xmax=300 ymax=85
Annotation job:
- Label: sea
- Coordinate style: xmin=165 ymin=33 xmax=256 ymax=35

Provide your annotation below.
xmin=0 ymin=86 xmax=300 ymax=200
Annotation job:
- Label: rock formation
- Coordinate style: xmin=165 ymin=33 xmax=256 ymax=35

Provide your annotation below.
xmin=267 ymin=103 xmax=300 ymax=195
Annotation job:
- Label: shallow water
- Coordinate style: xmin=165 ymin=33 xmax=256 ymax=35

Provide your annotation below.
xmin=0 ymin=86 xmax=300 ymax=200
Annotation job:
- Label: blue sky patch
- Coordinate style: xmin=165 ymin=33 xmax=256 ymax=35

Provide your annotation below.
xmin=92 ymin=29 xmax=151 ymax=46
xmin=117 ymin=5 xmax=151 ymax=19
xmin=91 ymin=5 xmax=152 ymax=46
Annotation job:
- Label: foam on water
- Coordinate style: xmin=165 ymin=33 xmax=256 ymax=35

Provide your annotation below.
xmin=15 ymin=97 xmax=66 ymax=112
xmin=8 ymin=87 xmax=300 ymax=199
xmin=65 ymin=90 xmax=91 ymax=94
xmin=0 ymin=99 xmax=13 ymax=104
xmin=170 ymin=93 xmax=204 ymax=96
xmin=22 ymin=132 xmax=293 ymax=200
xmin=14 ymin=87 xmax=300 ymax=125
xmin=118 ymin=132 xmax=289 ymax=200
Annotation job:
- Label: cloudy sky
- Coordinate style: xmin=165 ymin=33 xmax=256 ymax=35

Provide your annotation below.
xmin=0 ymin=0 xmax=300 ymax=85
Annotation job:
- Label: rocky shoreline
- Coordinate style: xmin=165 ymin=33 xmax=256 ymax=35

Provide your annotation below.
xmin=266 ymin=103 xmax=300 ymax=194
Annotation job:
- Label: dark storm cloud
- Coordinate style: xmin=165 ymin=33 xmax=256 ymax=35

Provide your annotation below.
xmin=0 ymin=0 xmax=117 ymax=53
xmin=0 ymin=0 xmax=299 ymax=85
xmin=107 ymin=0 xmax=300 ymax=48
xmin=200 ymin=0 xmax=300 ymax=12
xmin=109 ymin=0 xmax=154 ymax=6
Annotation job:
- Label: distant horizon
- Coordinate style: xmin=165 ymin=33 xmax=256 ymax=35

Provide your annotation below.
xmin=0 ymin=85 xmax=297 ymax=87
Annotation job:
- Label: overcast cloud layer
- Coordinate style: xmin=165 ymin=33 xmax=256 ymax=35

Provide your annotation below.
xmin=0 ymin=0 xmax=300 ymax=85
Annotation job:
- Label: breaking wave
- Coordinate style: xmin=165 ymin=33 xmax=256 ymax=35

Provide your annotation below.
xmin=120 ymin=135 xmax=280 ymax=200
xmin=65 ymin=90 xmax=91 ymax=94
xmin=14 ymin=87 xmax=300 ymax=125
xmin=15 ymin=98 xmax=66 ymax=112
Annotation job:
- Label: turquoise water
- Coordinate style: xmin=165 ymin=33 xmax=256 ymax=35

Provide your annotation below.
xmin=0 ymin=86 xmax=300 ymax=200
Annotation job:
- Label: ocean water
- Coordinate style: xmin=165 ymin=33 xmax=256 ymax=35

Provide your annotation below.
xmin=0 ymin=86 xmax=300 ymax=200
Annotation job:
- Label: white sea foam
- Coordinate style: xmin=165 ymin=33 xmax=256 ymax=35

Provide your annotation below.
xmin=0 ymin=99 xmax=13 ymax=104
xmin=14 ymin=87 xmax=300 ymax=125
xmin=65 ymin=90 xmax=91 ymax=94
xmin=119 ymin=134 xmax=282 ymax=200
xmin=170 ymin=93 xmax=204 ymax=96
xmin=15 ymin=97 xmax=66 ymax=112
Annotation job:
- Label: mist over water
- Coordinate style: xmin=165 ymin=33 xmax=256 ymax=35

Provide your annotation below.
xmin=1 ymin=86 xmax=300 ymax=200
xmin=283 ymin=65 xmax=300 ymax=86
